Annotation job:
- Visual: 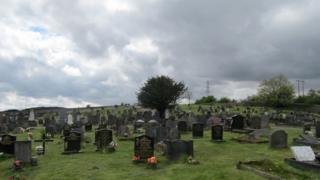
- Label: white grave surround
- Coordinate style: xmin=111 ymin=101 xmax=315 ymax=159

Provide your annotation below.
xmin=291 ymin=146 xmax=315 ymax=162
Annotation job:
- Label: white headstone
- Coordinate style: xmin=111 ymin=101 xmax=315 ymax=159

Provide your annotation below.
xmin=28 ymin=109 xmax=35 ymax=121
xmin=165 ymin=109 xmax=170 ymax=119
xmin=291 ymin=146 xmax=315 ymax=162
xmin=67 ymin=114 xmax=73 ymax=125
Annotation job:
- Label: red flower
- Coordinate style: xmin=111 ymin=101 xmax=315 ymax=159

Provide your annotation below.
xmin=147 ymin=156 xmax=157 ymax=164
xmin=132 ymin=156 xmax=140 ymax=161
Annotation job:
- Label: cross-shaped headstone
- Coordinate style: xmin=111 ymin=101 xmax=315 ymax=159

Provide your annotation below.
xmin=34 ymin=132 xmax=54 ymax=155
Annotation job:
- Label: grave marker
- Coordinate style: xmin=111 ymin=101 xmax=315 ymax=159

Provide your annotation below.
xmin=15 ymin=141 xmax=32 ymax=163
xmin=134 ymin=135 xmax=154 ymax=160
xmin=0 ymin=134 xmax=16 ymax=154
xmin=270 ymin=130 xmax=288 ymax=149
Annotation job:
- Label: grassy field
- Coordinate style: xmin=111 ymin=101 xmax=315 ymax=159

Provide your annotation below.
xmin=1 ymin=125 xmax=320 ymax=180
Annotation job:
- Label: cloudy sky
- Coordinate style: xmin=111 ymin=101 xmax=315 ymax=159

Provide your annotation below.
xmin=0 ymin=0 xmax=320 ymax=110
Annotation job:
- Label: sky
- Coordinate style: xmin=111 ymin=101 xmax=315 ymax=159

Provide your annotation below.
xmin=0 ymin=0 xmax=320 ymax=110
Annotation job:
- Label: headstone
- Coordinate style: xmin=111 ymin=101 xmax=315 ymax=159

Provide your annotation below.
xmin=165 ymin=140 xmax=193 ymax=160
xmin=168 ymin=128 xmax=180 ymax=140
xmin=0 ymin=134 xmax=16 ymax=154
xmin=261 ymin=115 xmax=270 ymax=128
xmin=85 ymin=123 xmax=93 ymax=132
xmin=211 ymin=125 xmax=223 ymax=141
xmin=192 ymin=123 xmax=204 ymax=138
xmin=316 ymin=121 xmax=320 ymax=138
xmin=270 ymin=130 xmax=288 ymax=149
xmin=67 ymin=114 xmax=73 ymax=125
xmin=231 ymin=115 xmax=245 ymax=130
xmin=177 ymin=121 xmax=188 ymax=132
xmin=250 ymin=116 xmax=261 ymax=129
xmin=155 ymin=126 xmax=170 ymax=142
xmin=63 ymin=131 xmax=81 ymax=153
xmin=28 ymin=109 xmax=35 ymax=121
xmin=34 ymin=133 xmax=53 ymax=155
xmin=134 ymin=135 xmax=154 ymax=160
xmin=117 ymin=125 xmax=130 ymax=137
xmin=63 ymin=124 xmax=71 ymax=137
xmin=96 ymin=129 xmax=113 ymax=151
xmin=15 ymin=141 xmax=32 ymax=163
xmin=291 ymin=146 xmax=315 ymax=162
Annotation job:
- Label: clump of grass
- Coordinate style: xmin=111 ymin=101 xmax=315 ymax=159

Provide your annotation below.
xmin=247 ymin=159 xmax=309 ymax=179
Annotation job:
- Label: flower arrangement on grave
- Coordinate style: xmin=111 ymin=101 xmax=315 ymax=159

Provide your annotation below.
xmin=13 ymin=160 xmax=22 ymax=171
xmin=147 ymin=156 xmax=158 ymax=169
xmin=107 ymin=141 xmax=117 ymax=152
xmin=132 ymin=155 xmax=140 ymax=163
xmin=187 ymin=156 xmax=200 ymax=165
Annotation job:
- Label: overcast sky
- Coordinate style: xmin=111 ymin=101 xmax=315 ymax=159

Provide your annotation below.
xmin=0 ymin=0 xmax=320 ymax=110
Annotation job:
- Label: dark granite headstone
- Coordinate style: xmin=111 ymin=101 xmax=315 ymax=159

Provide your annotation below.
xmin=177 ymin=121 xmax=188 ymax=132
xmin=165 ymin=140 xmax=193 ymax=160
xmin=192 ymin=123 xmax=204 ymax=138
xmin=270 ymin=130 xmax=288 ymax=149
xmin=64 ymin=131 xmax=81 ymax=153
xmin=63 ymin=124 xmax=71 ymax=137
xmin=85 ymin=123 xmax=93 ymax=132
xmin=316 ymin=121 xmax=320 ymax=138
xmin=134 ymin=135 xmax=154 ymax=160
xmin=231 ymin=115 xmax=245 ymax=130
xmin=15 ymin=141 xmax=32 ymax=163
xmin=0 ymin=134 xmax=16 ymax=154
xmin=211 ymin=125 xmax=223 ymax=141
xmin=95 ymin=129 xmax=113 ymax=151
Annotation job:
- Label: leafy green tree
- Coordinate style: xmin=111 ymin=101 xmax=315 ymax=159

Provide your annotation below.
xmin=195 ymin=96 xmax=217 ymax=104
xmin=258 ymin=74 xmax=295 ymax=107
xmin=218 ymin=97 xmax=231 ymax=103
xmin=137 ymin=75 xmax=187 ymax=118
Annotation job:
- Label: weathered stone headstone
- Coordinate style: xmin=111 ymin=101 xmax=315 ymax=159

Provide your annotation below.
xmin=63 ymin=131 xmax=81 ymax=153
xmin=15 ymin=141 xmax=32 ymax=163
xmin=270 ymin=130 xmax=288 ymax=149
xmin=134 ymin=135 xmax=154 ymax=160
xmin=95 ymin=129 xmax=113 ymax=152
xmin=168 ymin=128 xmax=180 ymax=140
xmin=155 ymin=126 xmax=170 ymax=142
xmin=192 ymin=123 xmax=204 ymax=138
xmin=211 ymin=125 xmax=224 ymax=141
xmin=0 ymin=134 xmax=16 ymax=154
xmin=261 ymin=115 xmax=270 ymax=128
xmin=250 ymin=116 xmax=261 ymax=129
xmin=117 ymin=125 xmax=130 ymax=137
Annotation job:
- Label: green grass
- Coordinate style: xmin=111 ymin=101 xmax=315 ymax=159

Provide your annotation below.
xmin=1 ymin=125 xmax=320 ymax=180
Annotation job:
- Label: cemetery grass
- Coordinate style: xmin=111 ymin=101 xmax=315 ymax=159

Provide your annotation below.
xmin=1 ymin=126 xmax=320 ymax=180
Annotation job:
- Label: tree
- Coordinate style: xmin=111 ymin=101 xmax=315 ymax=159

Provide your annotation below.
xmin=218 ymin=97 xmax=231 ymax=103
xmin=195 ymin=96 xmax=217 ymax=104
xmin=258 ymin=74 xmax=295 ymax=107
xmin=137 ymin=75 xmax=187 ymax=118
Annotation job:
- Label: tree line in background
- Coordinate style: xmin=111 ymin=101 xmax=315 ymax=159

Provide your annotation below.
xmin=137 ymin=75 xmax=320 ymax=113
xmin=194 ymin=96 xmax=235 ymax=104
